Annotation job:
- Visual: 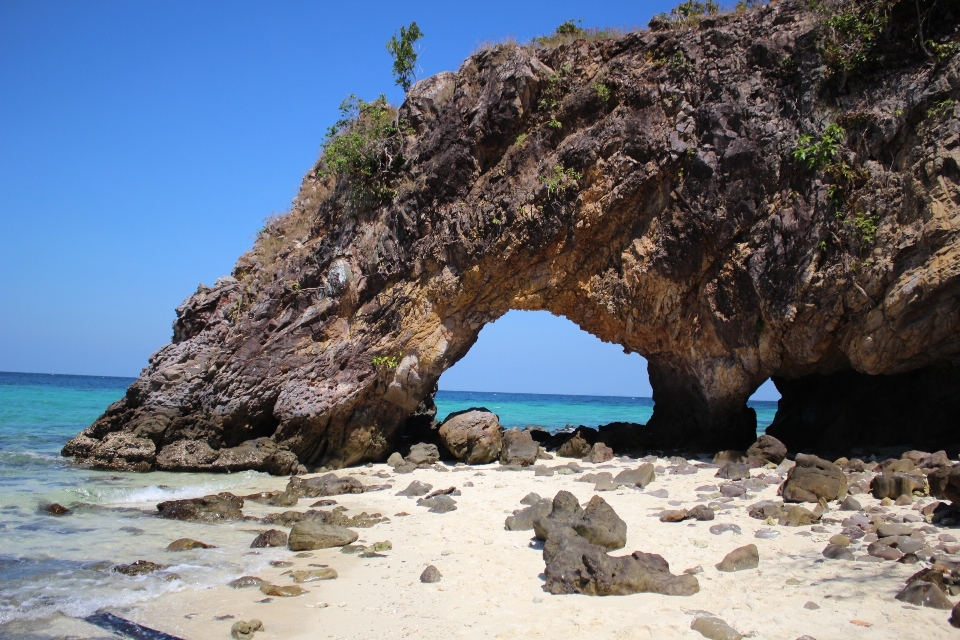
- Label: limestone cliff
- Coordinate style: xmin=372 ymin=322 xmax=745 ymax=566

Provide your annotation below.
xmin=64 ymin=0 xmax=960 ymax=472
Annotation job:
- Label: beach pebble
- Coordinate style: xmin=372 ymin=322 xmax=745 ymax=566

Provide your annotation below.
xmin=715 ymin=544 xmax=759 ymax=572
xmin=839 ymin=495 xmax=861 ymax=511
xmin=420 ymin=565 xmax=442 ymax=583
xmin=647 ymin=489 xmax=669 ymax=498
xmin=229 ymin=576 xmax=265 ymax=589
xmin=754 ymin=528 xmax=780 ymax=539
xmin=803 ymin=601 xmax=820 ymax=610
xmin=709 ymin=523 xmax=742 ymax=536
xmin=822 ymin=544 xmax=854 ymax=561
xmin=290 ymin=568 xmax=337 ymax=583
xmin=230 ymin=619 xmax=263 ymax=640
xmin=416 ymin=494 xmax=457 ymax=513
xmin=259 ymin=584 xmax=307 ymax=597
xmin=691 ymin=615 xmax=743 ymax=640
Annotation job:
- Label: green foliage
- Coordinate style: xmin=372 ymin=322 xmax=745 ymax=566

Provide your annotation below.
xmin=925 ymin=39 xmax=960 ymax=62
xmin=318 ymin=94 xmax=405 ymax=205
xmin=927 ymin=98 xmax=956 ymax=120
xmin=547 ymin=118 xmax=563 ymax=129
xmin=819 ymin=2 xmax=888 ymax=79
xmin=792 ymin=123 xmax=845 ymax=170
xmin=514 ymin=133 xmax=528 ymax=147
xmin=372 ymin=355 xmax=400 ymax=370
xmin=594 ymin=82 xmax=611 ymax=102
xmin=539 ymin=165 xmax=582 ymax=196
xmin=655 ymin=0 xmax=719 ymax=24
xmin=555 ymin=19 xmax=584 ymax=37
xmin=386 ymin=22 xmax=424 ymax=92
xmin=539 ymin=66 xmax=570 ymax=129
xmin=850 ymin=210 xmax=879 ymax=243
xmin=286 ymin=280 xmax=301 ymax=292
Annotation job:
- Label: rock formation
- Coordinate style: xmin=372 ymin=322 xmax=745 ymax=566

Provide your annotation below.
xmin=64 ymin=0 xmax=960 ymax=472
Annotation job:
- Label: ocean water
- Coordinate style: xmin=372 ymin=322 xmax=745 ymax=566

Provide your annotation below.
xmin=434 ymin=389 xmax=778 ymax=433
xmin=0 ymin=372 xmax=777 ymax=636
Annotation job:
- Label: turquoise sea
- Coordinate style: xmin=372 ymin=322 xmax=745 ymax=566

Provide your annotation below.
xmin=0 ymin=371 xmax=777 ymax=637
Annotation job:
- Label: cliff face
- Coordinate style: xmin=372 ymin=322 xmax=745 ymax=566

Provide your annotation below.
xmin=64 ymin=0 xmax=960 ymax=472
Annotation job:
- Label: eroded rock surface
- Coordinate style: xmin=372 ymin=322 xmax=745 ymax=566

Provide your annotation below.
xmin=64 ymin=1 xmax=960 ymax=472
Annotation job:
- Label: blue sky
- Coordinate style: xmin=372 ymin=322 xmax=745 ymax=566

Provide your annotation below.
xmin=0 ymin=0 xmax=779 ymax=400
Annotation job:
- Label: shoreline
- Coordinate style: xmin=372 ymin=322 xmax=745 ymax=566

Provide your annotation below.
xmin=14 ymin=448 xmax=959 ymax=640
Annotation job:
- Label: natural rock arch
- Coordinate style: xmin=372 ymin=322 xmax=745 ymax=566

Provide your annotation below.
xmin=64 ymin=1 xmax=960 ymax=472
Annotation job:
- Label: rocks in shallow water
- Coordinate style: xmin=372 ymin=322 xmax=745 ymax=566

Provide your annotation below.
xmin=43 ymin=503 xmax=70 ymax=516
xmin=420 ymin=565 xmax=442 ymax=583
xmin=716 ymin=463 xmax=749 ymax=481
xmin=437 ymin=409 xmax=503 ymax=464
xmin=288 ymin=522 xmax=358 ymax=551
xmin=499 ymin=429 xmax=539 ymax=467
xmin=416 ymin=494 xmax=457 ymax=513
xmin=396 ymin=480 xmax=433 ymax=497
xmin=229 ymin=576 xmax=265 ymax=588
xmin=715 ymin=544 xmax=759 ymax=572
xmin=250 ymin=529 xmax=287 ymax=549
xmin=572 ymin=495 xmax=627 ymax=551
xmin=287 ymin=473 xmax=364 ymax=498
xmin=780 ymin=454 xmax=847 ymax=503
xmin=690 ymin=615 xmax=743 ymax=640
xmin=156 ymin=492 xmax=244 ymax=522
xmin=822 ymin=544 xmax=855 ymax=561
xmin=895 ymin=582 xmax=953 ymax=609
xmin=113 ymin=560 xmax=166 ymax=576
xmin=290 ymin=568 xmax=337 ymax=583
xmin=259 ymin=584 xmax=306 ymax=597
xmin=586 ymin=442 xmax=614 ymax=463
xmin=166 ymin=538 xmax=215 ymax=551
xmin=613 ymin=464 xmax=656 ymax=489
xmin=406 ymin=443 xmax=440 ymax=466
xmin=230 ymin=619 xmax=263 ymax=640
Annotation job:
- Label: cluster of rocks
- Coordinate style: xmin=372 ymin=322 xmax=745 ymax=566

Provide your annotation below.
xmin=507 ymin=490 xmax=701 ymax=596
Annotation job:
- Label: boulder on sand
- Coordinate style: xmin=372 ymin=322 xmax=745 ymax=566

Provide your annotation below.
xmin=406 ymin=442 xmax=440 ymax=466
xmin=286 ymin=473 xmax=364 ymax=498
xmin=585 ymin=442 xmax=614 ymax=463
xmin=437 ymin=409 xmax=503 ymax=464
xmin=288 ymin=522 xmax=358 ymax=551
xmin=499 ymin=429 xmax=539 ymax=467
xmin=745 ymin=434 xmax=787 ymax=467
xmin=613 ymin=463 xmax=656 ymax=488
xmin=715 ymin=545 xmax=759 ymax=572
xmin=250 ymin=529 xmax=288 ymax=548
xmin=779 ymin=454 xmax=847 ymax=503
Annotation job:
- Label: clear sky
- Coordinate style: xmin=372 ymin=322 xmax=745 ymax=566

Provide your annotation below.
xmin=0 ymin=0 xmax=779 ymax=401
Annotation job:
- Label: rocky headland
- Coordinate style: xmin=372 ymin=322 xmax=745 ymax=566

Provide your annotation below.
xmin=62 ymin=0 xmax=960 ymax=474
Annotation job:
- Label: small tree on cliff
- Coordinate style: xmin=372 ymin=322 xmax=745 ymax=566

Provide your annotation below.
xmin=386 ymin=22 xmax=424 ymax=93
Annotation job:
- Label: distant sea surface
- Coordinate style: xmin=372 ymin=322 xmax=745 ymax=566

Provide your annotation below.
xmin=0 ymin=371 xmax=777 ymax=636
xmin=434 ymin=389 xmax=778 ymax=433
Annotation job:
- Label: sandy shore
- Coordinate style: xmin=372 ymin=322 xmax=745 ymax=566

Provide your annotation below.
xmin=101 ymin=456 xmax=958 ymax=639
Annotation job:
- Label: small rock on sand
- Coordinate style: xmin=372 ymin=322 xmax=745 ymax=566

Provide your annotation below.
xmin=290 ymin=568 xmax=337 ymax=583
xmin=229 ymin=576 xmax=265 ymax=588
xmin=709 ymin=523 xmax=741 ymax=536
xmin=259 ymin=584 xmax=307 ymax=597
xmin=396 ymin=480 xmax=433 ymax=497
xmin=230 ymin=619 xmax=264 ymax=640
xmin=420 ymin=565 xmax=442 ymax=583
xmin=288 ymin=522 xmax=358 ymax=551
xmin=715 ymin=544 xmax=759 ymax=572
xmin=691 ymin=615 xmax=743 ymax=640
